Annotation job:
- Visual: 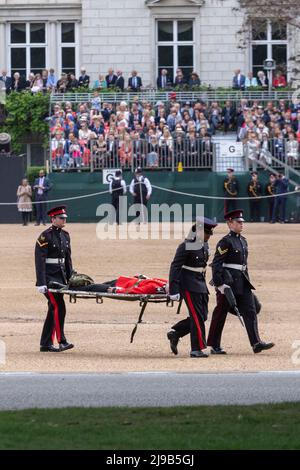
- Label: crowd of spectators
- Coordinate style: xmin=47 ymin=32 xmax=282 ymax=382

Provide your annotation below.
xmin=49 ymin=91 xmax=300 ymax=171
xmin=0 ymin=66 xmax=289 ymax=95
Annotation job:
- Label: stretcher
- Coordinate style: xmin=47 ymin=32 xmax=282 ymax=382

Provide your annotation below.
xmin=48 ymin=287 xmax=182 ymax=342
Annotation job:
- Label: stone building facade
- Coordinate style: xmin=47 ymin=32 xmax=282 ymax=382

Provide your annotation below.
xmin=0 ymin=0 xmax=298 ymax=87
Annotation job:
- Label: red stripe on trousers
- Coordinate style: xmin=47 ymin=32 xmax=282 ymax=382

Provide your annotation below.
xmin=48 ymin=292 xmax=61 ymax=343
xmin=185 ymin=290 xmax=205 ymax=350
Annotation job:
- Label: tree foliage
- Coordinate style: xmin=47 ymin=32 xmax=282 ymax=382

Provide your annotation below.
xmin=2 ymin=91 xmax=49 ymax=152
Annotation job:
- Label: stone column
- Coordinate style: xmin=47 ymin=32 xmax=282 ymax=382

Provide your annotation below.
xmin=0 ymin=22 xmax=6 ymax=71
xmin=48 ymin=21 xmax=58 ymax=72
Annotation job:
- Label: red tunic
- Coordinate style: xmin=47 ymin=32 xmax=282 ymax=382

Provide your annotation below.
xmin=115 ymin=276 xmax=167 ymax=294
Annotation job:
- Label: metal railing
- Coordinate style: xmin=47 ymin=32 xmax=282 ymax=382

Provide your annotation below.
xmin=244 ymin=138 xmax=300 ymax=172
xmin=49 ymin=90 xmax=296 ymax=106
xmin=50 ymin=137 xmax=214 ymax=172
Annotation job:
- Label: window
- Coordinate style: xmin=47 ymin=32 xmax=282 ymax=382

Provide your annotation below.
xmin=9 ymin=23 xmax=46 ymax=77
xmin=157 ymin=20 xmax=194 ymax=82
xmin=60 ymin=23 xmax=76 ymax=74
xmin=251 ymin=20 xmax=287 ymax=78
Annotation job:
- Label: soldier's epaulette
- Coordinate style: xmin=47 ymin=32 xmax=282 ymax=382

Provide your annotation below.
xmin=36 ymin=232 xmax=49 ymax=248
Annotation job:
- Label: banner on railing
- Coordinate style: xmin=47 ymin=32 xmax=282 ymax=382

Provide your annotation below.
xmin=220 ymin=141 xmax=243 ymax=159
xmin=102 ymin=169 xmax=119 ymax=184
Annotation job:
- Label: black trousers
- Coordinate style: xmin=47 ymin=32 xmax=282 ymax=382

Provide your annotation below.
xmin=36 ymin=196 xmax=47 ymax=224
xmin=207 ymin=289 xmax=261 ymax=349
xmin=112 ymin=198 xmax=120 ymax=224
xmin=267 ymin=198 xmax=275 ymax=222
xmin=172 ymin=291 xmax=208 ymax=351
xmin=249 ymin=199 xmax=261 ymax=222
xmin=40 ymin=292 xmax=67 ymax=346
xmin=224 ymin=198 xmax=237 ymax=215
xmin=20 ymin=211 xmax=31 ymax=225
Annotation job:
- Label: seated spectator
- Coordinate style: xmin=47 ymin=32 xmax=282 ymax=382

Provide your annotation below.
xmin=90 ymin=115 xmax=104 ymax=136
xmin=188 ymin=71 xmax=201 ymax=88
xmin=106 ymin=68 xmax=117 ymax=88
xmin=128 ymin=70 xmax=142 ymax=92
xmin=245 ymin=72 xmax=258 ymax=88
xmin=46 ymin=68 xmax=57 ymax=91
xmin=273 ymin=70 xmax=287 ymax=88
xmin=232 ymin=69 xmax=246 ymax=90
xmin=222 ymin=100 xmax=236 ymax=133
xmin=93 ymin=74 xmax=107 ymax=90
xmin=173 ymin=68 xmax=186 ymax=88
xmin=209 ymin=101 xmax=222 ymax=134
xmin=257 ymin=70 xmax=269 ymax=89
xmin=78 ymin=67 xmax=90 ymax=88
xmin=157 ymin=69 xmax=172 ymax=89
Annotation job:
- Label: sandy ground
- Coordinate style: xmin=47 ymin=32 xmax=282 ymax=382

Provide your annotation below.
xmin=0 ymin=222 xmax=300 ymax=373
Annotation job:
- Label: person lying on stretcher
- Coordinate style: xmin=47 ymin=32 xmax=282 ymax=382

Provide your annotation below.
xmin=62 ymin=273 xmax=168 ymax=295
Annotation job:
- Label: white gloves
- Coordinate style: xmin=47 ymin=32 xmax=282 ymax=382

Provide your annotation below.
xmin=37 ymin=285 xmax=47 ymax=294
xmin=169 ymin=293 xmax=180 ymax=301
xmin=217 ymin=284 xmax=230 ymax=295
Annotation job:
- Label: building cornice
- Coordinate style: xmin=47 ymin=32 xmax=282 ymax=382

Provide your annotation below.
xmin=145 ymin=0 xmax=204 ymax=7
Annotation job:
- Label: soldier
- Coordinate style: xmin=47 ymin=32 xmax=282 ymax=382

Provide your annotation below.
xmin=167 ymin=217 xmax=218 ymax=358
xmin=129 ymin=167 xmax=152 ymax=223
xmin=109 ymin=169 xmax=127 ymax=224
xmin=247 ymin=171 xmax=262 ymax=222
xmin=223 ymin=168 xmax=239 ymax=214
xmin=265 ymin=173 xmax=276 ymax=222
xmin=207 ymin=209 xmax=274 ymax=354
xmin=35 ymin=205 xmax=74 ymax=352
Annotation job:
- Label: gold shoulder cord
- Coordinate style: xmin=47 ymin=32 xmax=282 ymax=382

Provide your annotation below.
xmin=224 ymin=180 xmax=237 ymax=196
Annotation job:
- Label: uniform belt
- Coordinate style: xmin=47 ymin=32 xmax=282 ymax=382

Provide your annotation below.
xmin=182 ymin=265 xmax=206 ymax=273
xmin=223 ymin=263 xmax=247 ymax=272
xmin=45 ymin=258 xmax=65 ymax=264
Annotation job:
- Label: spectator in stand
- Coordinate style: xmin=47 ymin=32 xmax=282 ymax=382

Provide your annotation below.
xmin=78 ymin=67 xmax=90 ymax=88
xmin=273 ymin=70 xmax=287 ymax=88
xmin=245 ymin=132 xmax=260 ymax=171
xmin=31 ymin=73 xmax=43 ymax=94
xmin=41 ymin=69 xmax=48 ymax=92
xmin=245 ymin=72 xmax=258 ymax=88
xmin=17 ymin=178 xmax=32 ymax=226
xmin=222 ymin=100 xmax=236 ymax=133
xmin=12 ymin=72 xmax=26 ymax=92
xmin=119 ymin=132 xmax=132 ymax=167
xmin=93 ymin=74 xmax=107 ymax=90
xmin=92 ymin=134 xmax=108 ymax=168
xmin=115 ymin=70 xmax=125 ymax=91
xmin=174 ymin=68 xmax=186 ymax=88
xmin=90 ymin=90 xmax=101 ymax=114
xmin=257 ymin=70 xmax=269 ymax=89
xmin=66 ymin=73 xmax=79 ymax=90
xmin=69 ymin=137 xmax=82 ymax=169
xmin=106 ymin=68 xmax=117 ymax=88
xmin=146 ymin=131 xmax=159 ymax=168
xmin=188 ymin=71 xmax=201 ymax=88
xmin=209 ymin=101 xmax=222 ymax=134
xmin=157 ymin=69 xmax=172 ymax=89
xmin=273 ymin=132 xmax=285 ymax=161
xmin=56 ymin=73 xmax=68 ymax=93
xmin=259 ymin=133 xmax=272 ymax=166
xmin=0 ymin=69 xmax=12 ymax=93
xmin=46 ymin=68 xmax=57 ymax=91
xmin=90 ymin=115 xmax=104 ymax=136
xmin=25 ymin=73 xmax=35 ymax=91
xmin=286 ymin=132 xmax=299 ymax=166
xmin=128 ymin=70 xmax=142 ymax=92
xmin=232 ymin=69 xmax=246 ymax=90
xmin=159 ymin=127 xmax=173 ymax=164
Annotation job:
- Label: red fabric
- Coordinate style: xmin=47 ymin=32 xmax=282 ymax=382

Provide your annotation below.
xmin=48 ymin=292 xmax=61 ymax=343
xmin=273 ymin=76 xmax=287 ymax=88
xmin=185 ymin=290 xmax=205 ymax=350
xmin=115 ymin=276 xmax=167 ymax=294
